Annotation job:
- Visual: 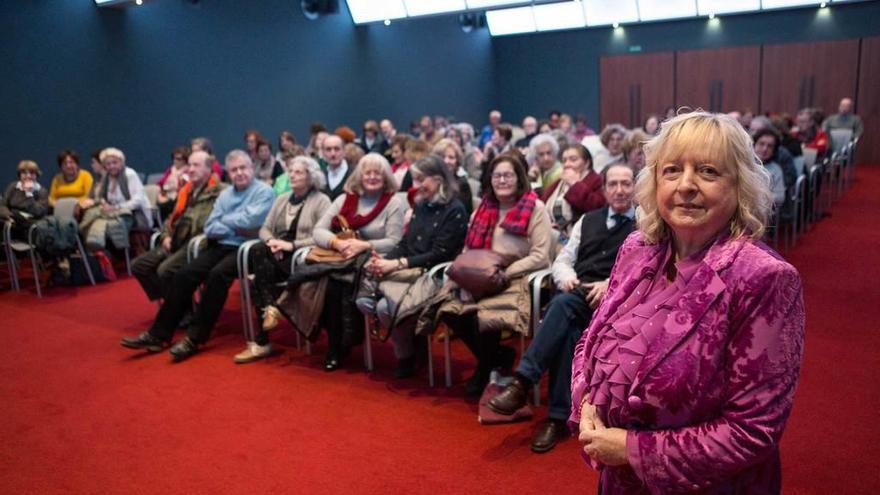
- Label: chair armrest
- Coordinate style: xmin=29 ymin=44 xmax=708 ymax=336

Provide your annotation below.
xmin=292 ymin=246 xmax=312 ymax=271
xmin=187 ymin=234 xmax=207 ymax=262
xmin=428 ymin=261 xmax=452 ymax=280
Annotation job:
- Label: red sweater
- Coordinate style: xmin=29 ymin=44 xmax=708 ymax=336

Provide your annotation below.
xmin=541 ymin=170 xmax=606 ymax=221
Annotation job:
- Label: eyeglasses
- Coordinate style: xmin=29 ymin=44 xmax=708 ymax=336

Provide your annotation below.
xmin=491 ymin=172 xmax=516 ymax=182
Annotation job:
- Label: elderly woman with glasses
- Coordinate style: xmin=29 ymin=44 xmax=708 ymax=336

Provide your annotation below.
xmin=570 ymin=112 xmax=804 ymax=494
xmin=418 ymin=151 xmax=551 ymax=396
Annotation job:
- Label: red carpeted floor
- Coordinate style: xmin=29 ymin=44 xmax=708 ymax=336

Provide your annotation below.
xmin=1 ymin=166 xmax=879 ymax=494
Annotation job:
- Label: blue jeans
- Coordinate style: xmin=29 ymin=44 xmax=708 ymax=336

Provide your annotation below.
xmin=516 ymin=292 xmax=593 ymax=420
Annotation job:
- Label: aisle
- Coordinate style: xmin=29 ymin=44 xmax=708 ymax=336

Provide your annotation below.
xmin=1 ymin=166 xmax=878 ymax=494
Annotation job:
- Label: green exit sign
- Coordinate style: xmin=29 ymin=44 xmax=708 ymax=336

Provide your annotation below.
xmin=628 ymin=45 xmax=642 ymax=52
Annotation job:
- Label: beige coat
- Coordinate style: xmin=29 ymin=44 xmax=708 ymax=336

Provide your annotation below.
xmin=416 ymin=200 xmax=551 ymax=336
xmin=259 ymin=189 xmax=331 ymax=248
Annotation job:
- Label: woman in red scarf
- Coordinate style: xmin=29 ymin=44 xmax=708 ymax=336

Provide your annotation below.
xmin=417 ymin=152 xmax=552 ymax=396
xmin=285 ymin=153 xmax=405 ymax=371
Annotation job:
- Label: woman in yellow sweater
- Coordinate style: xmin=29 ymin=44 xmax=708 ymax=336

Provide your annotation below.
xmin=48 ymin=150 xmax=93 ymax=207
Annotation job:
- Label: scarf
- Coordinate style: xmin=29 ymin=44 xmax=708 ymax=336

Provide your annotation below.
xmin=100 ymin=169 xmax=130 ymax=203
xmin=465 ymin=190 xmax=537 ymax=250
xmin=331 ymin=192 xmax=392 ymax=231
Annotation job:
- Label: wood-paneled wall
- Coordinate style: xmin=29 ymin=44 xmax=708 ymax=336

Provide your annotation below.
xmin=600 ymin=38 xmax=877 ymax=163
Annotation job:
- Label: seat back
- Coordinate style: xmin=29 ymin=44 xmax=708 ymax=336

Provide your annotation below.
xmin=145 ymin=173 xmax=164 ymax=185
xmin=829 ymin=129 xmax=853 ymax=154
xmin=792 ymin=156 xmax=805 ymax=178
xmin=53 ymin=197 xmax=79 ymax=222
xmin=802 ymin=147 xmax=818 ymax=168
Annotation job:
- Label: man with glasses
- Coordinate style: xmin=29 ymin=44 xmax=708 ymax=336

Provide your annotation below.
xmin=487 ymin=163 xmax=637 ymax=453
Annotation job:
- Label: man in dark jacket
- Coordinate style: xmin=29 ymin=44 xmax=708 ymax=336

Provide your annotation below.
xmin=130 ymin=150 xmax=225 ymax=301
xmin=487 ymin=163 xmax=637 ymax=453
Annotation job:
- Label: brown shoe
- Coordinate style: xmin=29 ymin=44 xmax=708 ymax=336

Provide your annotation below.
xmin=531 ymin=418 xmax=569 ymax=453
xmin=487 ymin=375 xmax=529 ymax=415
xmin=262 ymin=306 xmax=281 ymax=331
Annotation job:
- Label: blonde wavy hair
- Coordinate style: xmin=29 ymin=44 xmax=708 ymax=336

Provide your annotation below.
xmin=344 ymin=152 xmax=399 ymax=195
xmin=635 ymin=111 xmax=772 ymax=243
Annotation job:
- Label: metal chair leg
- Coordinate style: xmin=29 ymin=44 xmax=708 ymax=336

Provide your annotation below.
xmin=363 ymin=315 xmax=374 ymax=371
xmin=75 ymin=236 xmax=96 ymax=286
xmin=427 ymin=336 xmax=435 ymax=387
xmin=29 ymin=248 xmax=41 ymax=298
xmin=124 ymin=247 xmax=132 ymax=276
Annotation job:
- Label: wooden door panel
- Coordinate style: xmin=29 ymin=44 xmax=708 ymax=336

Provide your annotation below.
xmin=600 ymin=52 xmax=674 ymax=129
xmin=857 ymin=36 xmax=880 ymax=164
xmin=761 ymin=39 xmax=859 ymax=115
xmin=676 ymin=46 xmax=760 ymax=113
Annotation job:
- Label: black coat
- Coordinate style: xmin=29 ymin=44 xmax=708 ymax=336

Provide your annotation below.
xmin=385 ymin=198 xmax=468 ymax=268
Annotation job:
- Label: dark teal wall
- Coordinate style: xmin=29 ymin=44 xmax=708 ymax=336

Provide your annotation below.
xmin=1 ymin=0 xmax=494 ymax=184
xmin=492 ymin=2 xmax=880 ymax=129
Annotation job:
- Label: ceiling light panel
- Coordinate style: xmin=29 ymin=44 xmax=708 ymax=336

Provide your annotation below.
xmin=697 ymin=0 xmax=761 ymax=15
xmin=465 ymin=0 xmax=531 ymax=8
xmin=346 ymin=0 xmax=407 ymax=24
xmin=485 ymin=6 xmax=536 ymax=36
xmin=402 ymin=0 xmax=467 ymax=16
xmin=582 ymin=0 xmax=639 ymax=26
xmin=534 ymin=1 xmax=587 ymax=31
xmin=760 ymin=0 xmax=821 ymax=8
xmin=637 ymin=0 xmax=697 ymax=21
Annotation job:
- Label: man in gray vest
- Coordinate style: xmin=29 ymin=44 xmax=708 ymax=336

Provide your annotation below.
xmin=487 ymin=163 xmax=637 ymax=453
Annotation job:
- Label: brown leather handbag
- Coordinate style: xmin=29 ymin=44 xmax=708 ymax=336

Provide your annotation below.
xmin=447 ymin=249 xmax=512 ymax=301
xmin=305 ymin=215 xmax=357 ymax=264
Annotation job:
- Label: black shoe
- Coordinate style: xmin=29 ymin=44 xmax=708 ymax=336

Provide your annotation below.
xmin=169 ymin=337 xmax=199 ymax=362
xmin=487 ymin=375 xmax=530 ymax=415
xmin=531 ymin=418 xmax=569 ymax=453
xmin=324 ymin=351 xmax=344 ymax=372
xmin=394 ymin=357 xmax=416 ymax=379
xmin=464 ymin=367 xmax=492 ymax=397
xmin=120 ymin=331 xmax=167 ymax=353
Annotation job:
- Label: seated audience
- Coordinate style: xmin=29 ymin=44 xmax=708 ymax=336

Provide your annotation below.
xmin=356 ymin=155 xmax=468 ymax=377
xmin=357 ymin=120 xmax=387 ymax=155
xmin=753 ymin=128 xmax=788 ymax=210
xmin=488 ymin=162 xmax=637 ymax=452
xmin=131 ymin=150 xmax=224 ymax=302
xmin=569 ymin=114 xmax=596 ymax=143
xmin=244 ymin=129 xmax=263 ymax=161
xmin=271 ymin=145 xmax=307 ymax=195
xmin=280 ymin=154 xmax=404 ymax=371
xmin=48 ymin=150 xmax=94 ymax=208
xmin=276 ymin=130 xmax=298 ymax=164
xmin=479 ymin=110 xmax=502 ymax=149
xmin=120 ymin=150 xmax=274 ymax=361
xmin=388 ymin=135 xmax=411 ymax=189
xmin=344 ymin=142 xmax=366 ymax=170
xmin=432 ymin=138 xmax=474 ymax=214
xmin=1 ymin=160 xmax=49 ymax=239
xmin=79 ymin=148 xmax=152 ymax=251
xmin=793 ymin=108 xmax=829 ymax=158
xmin=482 ymin=123 xmax=513 ymax=167
xmin=306 ymin=124 xmax=328 ymax=159
xmin=823 ymin=97 xmax=863 ymax=139
xmin=450 ymin=123 xmax=481 ymax=181
xmin=584 ymin=124 xmax=626 ymax=172
xmin=642 ymin=114 xmax=661 ymax=136
xmin=254 ymin=140 xmax=283 ymax=185
xmin=156 ymin=146 xmax=191 ymax=217
xmin=321 ymin=135 xmax=353 ymax=201
xmin=515 ymin=116 xmax=539 ymax=152
xmin=542 ymin=143 xmax=605 ymax=238
xmin=527 ymin=133 xmax=562 ymax=194
xmin=379 ymin=119 xmax=396 ymax=147
xmin=417 ymin=152 xmax=551 ymax=396
xmin=191 ymin=136 xmax=226 ymax=179
xmin=622 ymin=129 xmax=648 ymax=173
xmin=418 ymin=115 xmax=441 ymax=146
xmin=234 ymin=156 xmax=331 ymax=363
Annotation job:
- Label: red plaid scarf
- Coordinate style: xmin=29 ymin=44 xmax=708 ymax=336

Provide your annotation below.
xmin=465 ymin=190 xmax=538 ymax=249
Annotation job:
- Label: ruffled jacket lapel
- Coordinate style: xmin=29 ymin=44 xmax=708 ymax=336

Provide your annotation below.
xmin=626 ymin=233 xmax=744 ymax=395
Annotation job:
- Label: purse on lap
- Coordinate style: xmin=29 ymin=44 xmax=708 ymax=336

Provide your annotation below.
xmin=305 ymin=215 xmax=357 ymax=264
xmin=446 ymin=249 xmax=513 ymax=301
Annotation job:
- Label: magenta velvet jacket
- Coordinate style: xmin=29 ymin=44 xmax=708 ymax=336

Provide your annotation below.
xmin=570 ymin=231 xmax=805 ymax=494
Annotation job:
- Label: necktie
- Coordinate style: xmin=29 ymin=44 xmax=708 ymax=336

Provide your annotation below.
xmin=612 ymin=214 xmax=629 ymax=227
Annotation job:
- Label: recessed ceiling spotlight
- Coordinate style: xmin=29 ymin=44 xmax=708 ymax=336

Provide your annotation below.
xmin=383 ymin=19 xmax=391 ymax=26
